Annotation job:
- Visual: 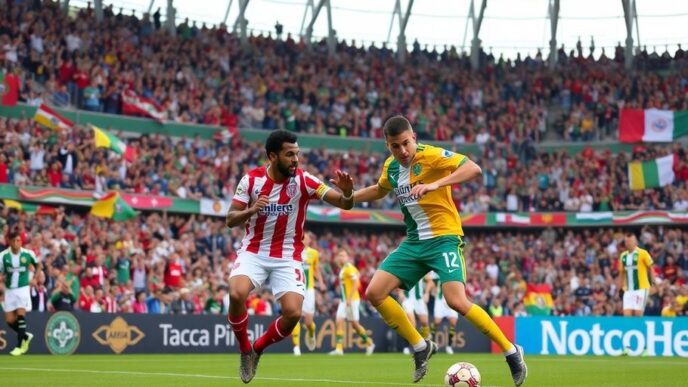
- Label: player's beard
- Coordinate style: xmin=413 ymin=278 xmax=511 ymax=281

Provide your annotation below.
xmin=276 ymin=159 xmax=297 ymax=177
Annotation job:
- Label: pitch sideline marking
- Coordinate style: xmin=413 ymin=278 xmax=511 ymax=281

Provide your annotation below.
xmin=0 ymin=367 xmax=463 ymax=387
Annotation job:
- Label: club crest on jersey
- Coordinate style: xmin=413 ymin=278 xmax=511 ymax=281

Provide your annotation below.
xmin=287 ymin=181 xmax=298 ymax=198
xmin=413 ymin=163 xmax=422 ymax=176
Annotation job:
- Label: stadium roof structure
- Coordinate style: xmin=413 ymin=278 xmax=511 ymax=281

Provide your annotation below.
xmin=78 ymin=0 xmax=678 ymax=70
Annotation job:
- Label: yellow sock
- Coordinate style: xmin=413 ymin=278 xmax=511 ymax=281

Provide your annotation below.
xmin=335 ymin=329 xmax=344 ymax=351
xmin=420 ymin=325 xmax=430 ymax=340
xmin=292 ymin=322 xmax=301 ymax=347
xmin=464 ymin=304 xmax=513 ymax=352
xmin=307 ymin=322 xmax=316 ymax=337
xmin=376 ymin=297 xmax=424 ymax=347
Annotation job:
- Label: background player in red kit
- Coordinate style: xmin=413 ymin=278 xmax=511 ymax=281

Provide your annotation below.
xmin=225 ymin=130 xmax=355 ymax=383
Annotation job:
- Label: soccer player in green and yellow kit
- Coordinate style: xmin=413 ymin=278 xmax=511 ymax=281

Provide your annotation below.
xmin=353 ymin=116 xmax=527 ymax=385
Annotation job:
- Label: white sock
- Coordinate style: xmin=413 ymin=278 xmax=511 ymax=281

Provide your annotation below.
xmin=412 ymin=340 xmax=428 ymax=352
xmin=504 ymin=345 xmax=517 ymax=356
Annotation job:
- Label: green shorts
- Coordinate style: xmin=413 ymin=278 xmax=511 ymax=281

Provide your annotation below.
xmin=379 ymin=235 xmax=467 ymax=290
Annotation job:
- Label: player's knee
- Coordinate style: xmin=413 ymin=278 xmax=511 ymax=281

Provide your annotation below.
xmin=229 ymin=288 xmax=248 ymax=305
xmin=281 ymin=306 xmax=302 ymax=323
xmin=446 ymin=296 xmax=471 ymax=315
xmin=365 ymin=287 xmax=384 ymax=305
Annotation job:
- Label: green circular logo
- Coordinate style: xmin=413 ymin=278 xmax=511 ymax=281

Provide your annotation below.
xmin=45 ymin=312 xmax=81 ymax=355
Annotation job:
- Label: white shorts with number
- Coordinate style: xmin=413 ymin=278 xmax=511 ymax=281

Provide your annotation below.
xmin=623 ymin=289 xmax=648 ymax=311
xmin=403 ymin=297 xmax=429 ymax=317
xmin=336 ymin=300 xmax=360 ymax=321
xmin=229 ymin=251 xmax=305 ymax=300
xmin=3 ymin=286 xmax=32 ymax=312
xmin=302 ymin=288 xmax=316 ymax=314
xmin=434 ymin=297 xmax=458 ymax=320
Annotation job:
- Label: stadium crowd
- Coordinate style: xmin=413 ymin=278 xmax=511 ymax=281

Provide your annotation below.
xmin=2 ymin=1 xmax=688 ymax=144
xmin=0 ymin=206 xmax=686 ymax=319
xmin=2 ymin=115 xmax=688 ymax=213
xmin=1 ymin=1 xmax=687 ymax=324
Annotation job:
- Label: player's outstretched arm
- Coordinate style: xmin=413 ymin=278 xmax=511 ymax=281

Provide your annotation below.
xmin=323 ymin=170 xmax=355 ymax=210
xmin=410 ymin=159 xmax=482 ymax=198
xmin=353 ymin=184 xmax=390 ymax=203
xmin=225 ymin=196 xmax=269 ymax=228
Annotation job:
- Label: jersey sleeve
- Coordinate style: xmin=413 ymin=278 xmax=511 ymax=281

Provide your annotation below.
xmin=377 ymin=157 xmax=394 ymax=191
xmin=303 ymin=171 xmax=331 ymax=199
xmin=429 ymin=146 xmax=467 ymax=172
xmin=27 ymin=249 xmax=39 ymax=265
xmin=232 ymin=175 xmax=250 ymax=205
xmin=641 ymin=249 xmax=654 ymax=266
xmin=0 ymin=255 xmax=4 ymax=272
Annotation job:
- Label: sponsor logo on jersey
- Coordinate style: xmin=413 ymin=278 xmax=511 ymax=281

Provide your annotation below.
xmin=45 ymin=312 xmax=81 ymax=355
xmin=443 ymin=149 xmax=454 ymax=158
xmin=259 ymin=203 xmax=295 ymax=216
xmin=394 ymin=181 xmax=422 ymax=205
xmin=93 ymin=316 xmax=145 ymax=354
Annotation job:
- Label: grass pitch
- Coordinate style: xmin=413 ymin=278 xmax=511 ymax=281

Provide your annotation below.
xmin=0 ymin=353 xmax=686 ymax=386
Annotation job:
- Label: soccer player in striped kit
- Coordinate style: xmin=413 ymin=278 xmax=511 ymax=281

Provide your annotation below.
xmin=225 ymin=130 xmax=355 ymax=383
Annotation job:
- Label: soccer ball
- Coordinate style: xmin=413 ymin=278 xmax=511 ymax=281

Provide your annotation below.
xmin=444 ymin=362 xmax=481 ymax=387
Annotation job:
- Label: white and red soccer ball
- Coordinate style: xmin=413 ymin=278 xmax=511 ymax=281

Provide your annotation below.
xmin=444 ymin=362 xmax=481 ymax=387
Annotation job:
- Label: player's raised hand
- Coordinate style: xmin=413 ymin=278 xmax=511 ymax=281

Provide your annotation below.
xmin=330 ymin=170 xmax=354 ymax=195
xmin=250 ymin=195 xmax=270 ymax=214
xmin=410 ymin=182 xmax=439 ymax=198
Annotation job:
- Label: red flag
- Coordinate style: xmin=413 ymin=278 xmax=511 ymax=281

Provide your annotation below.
xmin=1 ymin=70 xmax=20 ymax=106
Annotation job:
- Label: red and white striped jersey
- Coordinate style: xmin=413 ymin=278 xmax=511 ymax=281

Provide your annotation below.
xmin=232 ymin=166 xmax=330 ymax=261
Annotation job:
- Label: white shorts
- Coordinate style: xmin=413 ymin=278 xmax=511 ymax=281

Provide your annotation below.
xmin=3 ymin=286 xmax=32 ymax=312
xmin=302 ymin=288 xmax=316 ymax=314
xmin=229 ymin=251 xmax=305 ymax=300
xmin=402 ymin=297 xmax=429 ymax=317
xmin=336 ymin=300 xmax=360 ymax=321
xmin=623 ymin=289 xmax=649 ymax=311
xmin=434 ymin=297 xmax=458 ymax=320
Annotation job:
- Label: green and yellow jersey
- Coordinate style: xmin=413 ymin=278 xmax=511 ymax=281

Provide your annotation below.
xmin=378 ymin=144 xmax=466 ymax=240
xmin=619 ymin=247 xmax=653 ymax=291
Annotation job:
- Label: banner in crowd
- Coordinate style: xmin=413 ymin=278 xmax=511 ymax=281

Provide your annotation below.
xmin=523 ymin=284 xmax=553 ymax=316
xmin=34 ymin=103 xmax=73 ymax=131
xmin=516 ymin=316 xmax=688 ymax=357
xmin=628 ymin=154 xmax=676 ymax=190
xmin=619 ymin=108 xmax=688 ymax=143
xmin=0 ymin=68 xmax=20 ymax=106
xmin=122 ymin=90 xmax=166 ymax=122
xmin=91 ymin=124 xmax=137 ymax=162
xmin=4 ymin=185 xmax=688 ymax=227
xmin=0 ymin=312 xmax=490 ymax=355
xmin=200 ymin=198 xmax=231 ymax=216
xmin=3 ymin=199 xmax=57 ymax=215
xmin=90 ymin=192 xmax=138 ymax=221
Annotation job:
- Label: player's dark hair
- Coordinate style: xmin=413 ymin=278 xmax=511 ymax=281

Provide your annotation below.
xmin=383 ymin=115 xmax=413 ymax=138
xmin=7 ymin=229 xmax=20 ymax=241
xmin=265 ymin=130 xmax=298 ymax=157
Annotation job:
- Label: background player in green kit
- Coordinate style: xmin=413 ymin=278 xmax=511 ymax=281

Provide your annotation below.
xmin=0 ymin=229 xmax=40 ymax=356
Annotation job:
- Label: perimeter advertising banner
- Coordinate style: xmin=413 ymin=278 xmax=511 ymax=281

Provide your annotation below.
xmin=0 ymin=312 xmax=490 ymax=355
xmin=516 ymin=316 xmax=688 ymax=357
